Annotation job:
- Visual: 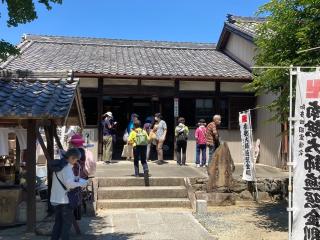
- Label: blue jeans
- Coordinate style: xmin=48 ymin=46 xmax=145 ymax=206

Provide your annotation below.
xmin=51 ymin=204 xmax=73 ymax=240
xmin=207 ymin=145 xmax=215 ymax=166
xmin=196 ymin=144 xmax=206 ymax=166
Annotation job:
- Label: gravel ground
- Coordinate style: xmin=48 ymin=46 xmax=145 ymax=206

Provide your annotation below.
xmin=194 ymin=202 xmax=288 ymax=240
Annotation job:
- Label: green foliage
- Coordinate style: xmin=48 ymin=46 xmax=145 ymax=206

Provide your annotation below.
xmin=0 ymin=0 xmax=62 ymax=61
xmin=0 ymin=40 xmax=19 ymax=61
xmin=247 ymin=0 xmax=320 ymax=123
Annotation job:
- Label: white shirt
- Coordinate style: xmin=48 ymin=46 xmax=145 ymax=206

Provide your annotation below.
xmin=50 ymin=163 xmax=85 ymax=204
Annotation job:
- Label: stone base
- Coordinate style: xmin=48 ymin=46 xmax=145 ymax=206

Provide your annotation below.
xmin=195 ymin=191 xmax=236 ymax=206
xmin=0 ymin=187 xmax=21 ymax=225
xmin=196 ymin=200 xmax=207 ymax=213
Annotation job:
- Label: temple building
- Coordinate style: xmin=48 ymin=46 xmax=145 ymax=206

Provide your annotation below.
xmin=0 ymin=15 xmax=281 ymax=167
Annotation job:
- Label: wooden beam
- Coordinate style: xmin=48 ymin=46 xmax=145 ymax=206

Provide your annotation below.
xmin=26 ymin=119 xmax=37 ymax=232
xmin=74 ymin=72 xmax=252 ymax=82
xmin=53 ymin=124 xmax=64 ymax=150
xmin=36 ymin=129 xmax=53 ymax=162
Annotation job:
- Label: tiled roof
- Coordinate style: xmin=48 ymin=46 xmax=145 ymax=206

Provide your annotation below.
xmin=0 ymin=71 xmax=79 ymax=119
xmin=225 ymin=14 xmax=266 ymax=39
xmin=1 ymin=34 xmax=251 ymax=80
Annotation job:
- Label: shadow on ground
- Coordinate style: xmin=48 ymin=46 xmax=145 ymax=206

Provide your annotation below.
xmin=0 ymin=215 xmax=140 ymax=240
xmin=253 ymin=202 xmax=288 ymax=232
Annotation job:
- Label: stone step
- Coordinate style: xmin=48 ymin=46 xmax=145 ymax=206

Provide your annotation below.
xmin=98 ymin=177 xmax=185 ymax=187
xmin=98 ymin=186 xmax=188 ymax=199
xmin=97 ymin=198 xmax=191 ymax=209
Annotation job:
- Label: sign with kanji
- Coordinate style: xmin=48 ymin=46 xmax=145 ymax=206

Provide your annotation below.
xmin=174 ymin=98 xmax=179 ymax=117
xmin=293 ymin=71 xmax=320 ymax=240
xmin=239 ymin=111 xmax=254 ymax=181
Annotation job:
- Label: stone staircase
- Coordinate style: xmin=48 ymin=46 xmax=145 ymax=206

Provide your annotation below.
xmin=97 ymin=177 xmax=191 ymax=209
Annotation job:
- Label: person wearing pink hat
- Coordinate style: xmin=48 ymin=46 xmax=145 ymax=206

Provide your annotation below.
xmin=68 ymin=134 xmax=88 ymax=223
xmin=69 ymin=134 xmax=87 ymax=179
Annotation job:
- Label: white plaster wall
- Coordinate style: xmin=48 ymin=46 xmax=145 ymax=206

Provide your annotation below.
xmin=79 ymin=78 xmax=98 ymax=88
xmin=255 ymin=94 xmax=282 ymax=167
xmin=225 ymin=33 xmax=256 ymax=67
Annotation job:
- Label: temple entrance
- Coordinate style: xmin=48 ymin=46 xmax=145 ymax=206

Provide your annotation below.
xmin=102 ymin=97 xmax=174 ymax=160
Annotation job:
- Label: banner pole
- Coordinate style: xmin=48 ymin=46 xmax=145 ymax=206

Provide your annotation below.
xmin=248 ymin=109 xmax=259 ymax=201
xmin=288 ymin=65 xmax=294 ymax=240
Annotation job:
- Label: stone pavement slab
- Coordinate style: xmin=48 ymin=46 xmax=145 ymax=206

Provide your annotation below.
xmin=96 ymin=161 xmax=208 ymax=178
xmin=0 ymin=209 xmax=216 ymax=240
xmin=96 ymin=161 xmax=288 ymax=179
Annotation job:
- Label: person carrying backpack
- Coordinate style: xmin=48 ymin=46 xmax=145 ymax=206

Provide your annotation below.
xmin=128 ymin=120 xmax=150 ymax=177
xmin=175 ymin=117 xmax=189 ymax=166
xmin=50 ymin=148 xmax=88 ymax=240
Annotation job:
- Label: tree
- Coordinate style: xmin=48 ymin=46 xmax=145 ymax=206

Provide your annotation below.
xmin=247 ymin=0 xmax=320 ymax=123
xmin=0 ymin=0 xmax=62 ymax=62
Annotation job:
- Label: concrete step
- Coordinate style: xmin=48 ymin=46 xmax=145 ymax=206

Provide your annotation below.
xmin=98 ymin=177 xmax=185 ymax=187
xmin=98 ymin=186 xmax=188 ymax=199
xmin=97 ymin=198 xmax=191 ymax=209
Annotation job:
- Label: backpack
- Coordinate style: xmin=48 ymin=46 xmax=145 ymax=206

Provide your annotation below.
xmin=177 ymin=130 xmax=187 ymax=141
xmin=135 ymin=129 xmax=148 ymax=146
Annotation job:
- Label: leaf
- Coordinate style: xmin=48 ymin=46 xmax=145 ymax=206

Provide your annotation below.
xmin=0 ymin=0 xmax=62 ymax=61
xmin=247 ymin=0 xmax=320 ymax=124
xmin=0 ymin=40 xmax=20 ymax=62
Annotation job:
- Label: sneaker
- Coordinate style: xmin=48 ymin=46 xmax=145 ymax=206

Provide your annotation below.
xmin=196 ymin=164 xmax=200 ymax=168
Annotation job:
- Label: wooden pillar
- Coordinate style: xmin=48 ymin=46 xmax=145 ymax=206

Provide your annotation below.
xmin=26 ymin=119 xmax=37 ymax=232
xmin=45 ymin=125 xmax=54 ymax=214
xmin=98 ymin=78 xmax=103 ymax=160
xmin=173 ymin=80 xmax=179 ymax=160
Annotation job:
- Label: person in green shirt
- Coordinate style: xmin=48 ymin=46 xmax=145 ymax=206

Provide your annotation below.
xmin=175 ymin=117 xmax=189 ymax=166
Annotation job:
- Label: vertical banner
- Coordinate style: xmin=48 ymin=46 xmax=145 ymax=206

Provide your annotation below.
xmin=293 ymin=71 xmax=320 ymax=240
xmin=239 ymin=110 xmax=255 ymax=181
xmin=174 ymin=97 xmax=179 ymax=117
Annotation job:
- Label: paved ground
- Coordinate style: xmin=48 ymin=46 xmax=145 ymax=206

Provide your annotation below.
xmin=0 ymin=209 xmax=216 ymax=240
xmin=0 ymin=162 xmax=288 ymax=240
xmin=96 ymin=160 xmax=288 ymax=179
xmin=96 ymin=160 xmax=208 ymax=178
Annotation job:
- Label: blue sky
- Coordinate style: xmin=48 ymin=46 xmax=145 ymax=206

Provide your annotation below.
xmin=1 ymin=0 xmax=268 ymax=45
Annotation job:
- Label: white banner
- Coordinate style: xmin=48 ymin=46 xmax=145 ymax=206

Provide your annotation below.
xmin=239 ymin=111 xmax=255 ymax=181
xmin=293 ymin=71 xmax=320 ymax=240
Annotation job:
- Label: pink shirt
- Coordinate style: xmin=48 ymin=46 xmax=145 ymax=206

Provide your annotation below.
xmin=195 ymin=126 xmax=207 ymax=144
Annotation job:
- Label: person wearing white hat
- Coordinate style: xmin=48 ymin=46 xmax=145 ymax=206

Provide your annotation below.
xmin=102 ymin=111 xmax=116 ymax=163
